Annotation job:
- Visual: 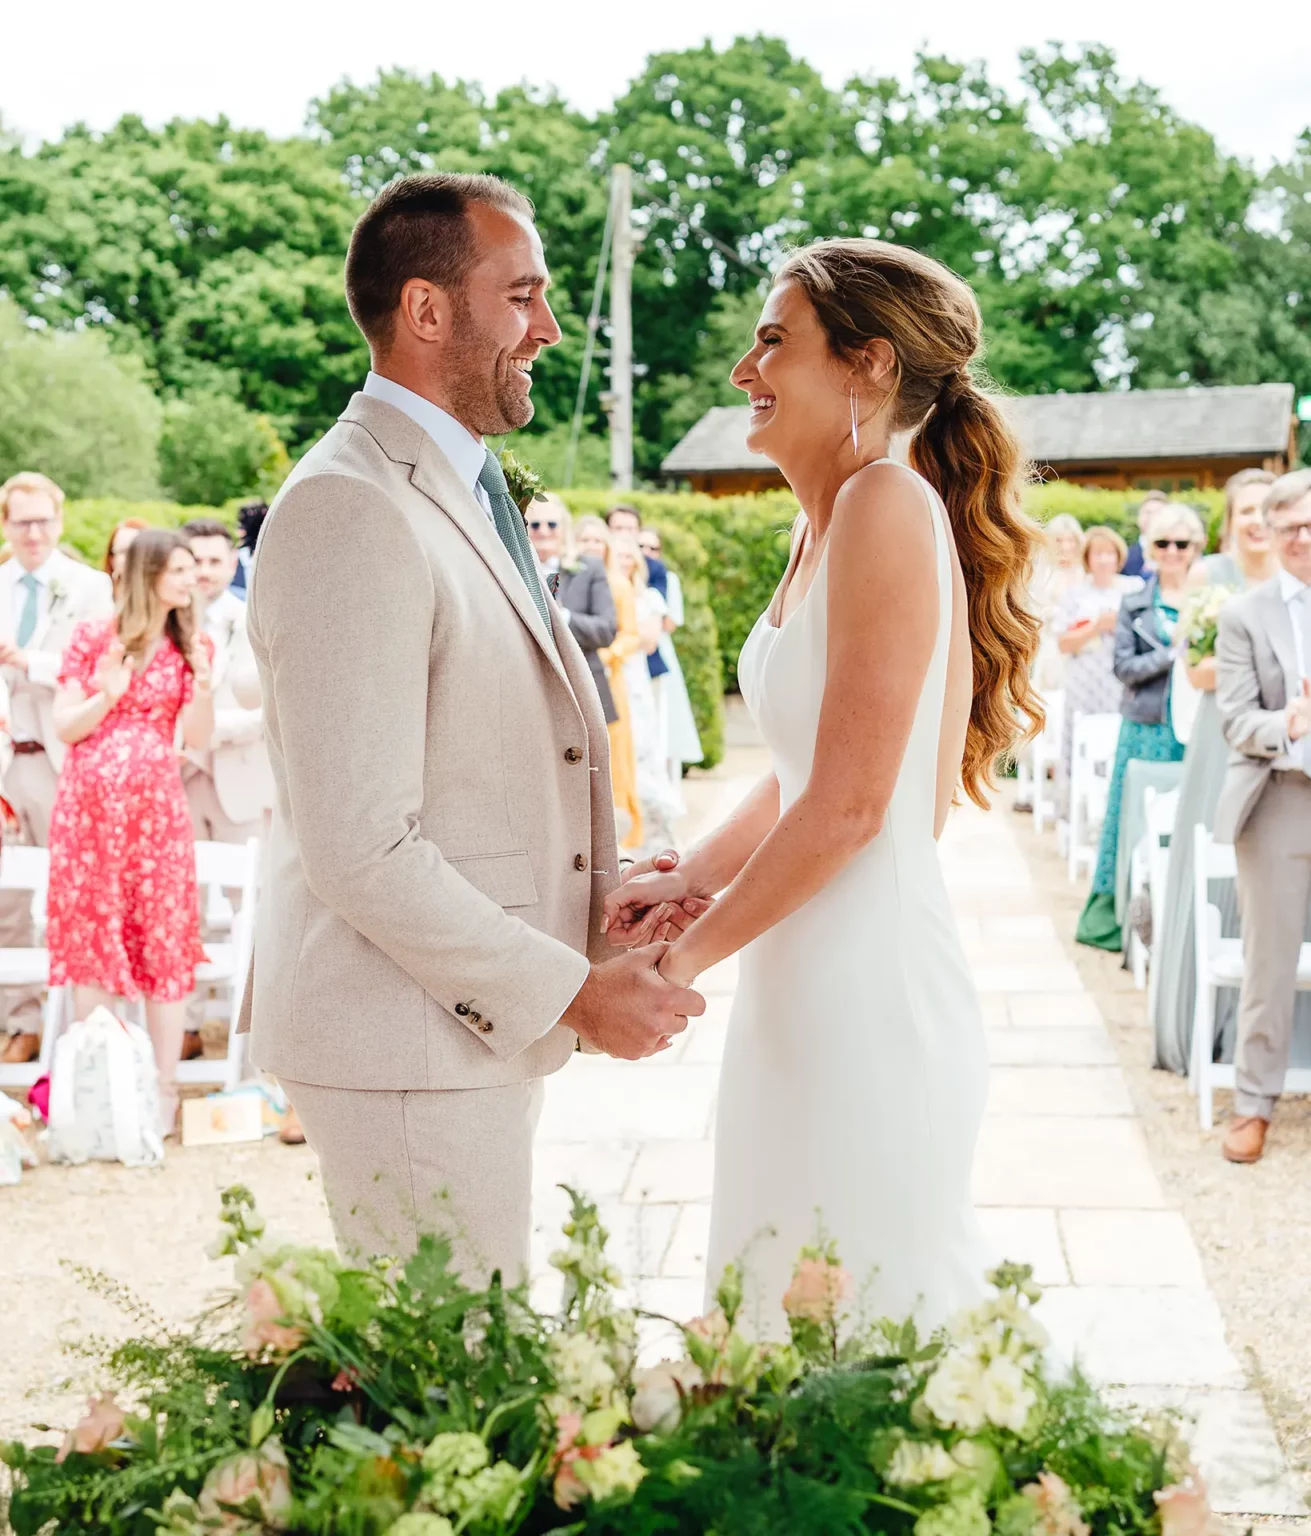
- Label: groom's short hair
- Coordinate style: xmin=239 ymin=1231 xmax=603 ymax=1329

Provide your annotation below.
xmin=345 ymin=172 xmax=535 ymax=348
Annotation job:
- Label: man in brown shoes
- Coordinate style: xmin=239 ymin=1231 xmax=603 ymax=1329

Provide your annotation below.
xmin=1214 ymin=468 xmax=1311 ymax=1165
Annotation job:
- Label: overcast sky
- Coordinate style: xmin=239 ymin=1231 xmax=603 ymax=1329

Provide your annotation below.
xmin=5 ymin=0 xmax=1309 ymax=167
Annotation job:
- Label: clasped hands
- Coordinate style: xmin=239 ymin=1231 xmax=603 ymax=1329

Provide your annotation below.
xmin=564 ymin=851 xmax=714 ymax=1063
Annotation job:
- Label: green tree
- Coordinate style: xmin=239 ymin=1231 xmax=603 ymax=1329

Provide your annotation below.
xmin=158 ymin=393 xmax=290 ymax=505
xmin=0 ymin=301 xmax=160 ymax=497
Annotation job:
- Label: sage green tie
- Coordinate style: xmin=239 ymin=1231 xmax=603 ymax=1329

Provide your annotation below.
xmin=15 ymin=572 xmax=39 ymax=648
xmin=477 ymin=449 xmax=554 ymax=638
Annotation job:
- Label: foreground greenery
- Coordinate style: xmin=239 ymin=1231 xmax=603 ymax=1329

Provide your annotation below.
xmin=1 ymin=35 xmax=1308 ymax=499
xmin=1 ymin=1187 xmax=1206 ymax=1536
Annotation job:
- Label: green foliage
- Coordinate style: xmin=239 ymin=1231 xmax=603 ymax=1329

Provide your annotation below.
xmin=1 ymin=41 xmax=1308 ymax=481
xmin=0 ymin=301 xmax=161 ymax=498
xmin=58 ymin=498 xmax=228 ymax=569
xmin=0 ymin=1191 xmax=1191 ymax=1536
xmin=158 ymin=394 xmax=290 ymax=506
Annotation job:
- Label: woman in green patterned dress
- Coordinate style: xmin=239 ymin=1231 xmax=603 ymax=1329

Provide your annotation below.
xmin=1076 ymin=503 xmax=1206 ymax=951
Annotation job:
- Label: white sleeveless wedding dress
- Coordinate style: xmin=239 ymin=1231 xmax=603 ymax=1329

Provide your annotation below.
xmin=705 ymin=461 xmax=990 ymax=1336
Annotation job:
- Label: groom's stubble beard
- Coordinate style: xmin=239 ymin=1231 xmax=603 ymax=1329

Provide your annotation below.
xmin=444 ymin=290 xmax=535 ymax=437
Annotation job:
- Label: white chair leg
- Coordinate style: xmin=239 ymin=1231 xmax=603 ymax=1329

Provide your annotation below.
xmin=35 ymin=984 xmax=68 ymax=1077
xmin=1195 ymin=987 xmax=1217 ymax=1131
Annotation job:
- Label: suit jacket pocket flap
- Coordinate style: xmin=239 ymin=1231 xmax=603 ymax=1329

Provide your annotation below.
xmin=447 ymin=850 xmax=538 ymax=909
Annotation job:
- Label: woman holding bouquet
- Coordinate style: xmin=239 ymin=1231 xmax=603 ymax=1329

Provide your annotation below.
xmin=1076 ymin=503 xmax=1204 ymax=951
xmin=46 ymin=529 xmax=214 ymax=1137
xmin=1152 ymin=470 xmax=1286 ymax=1070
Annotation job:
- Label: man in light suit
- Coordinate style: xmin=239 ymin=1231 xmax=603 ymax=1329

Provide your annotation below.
xmin=0 ymin=473 xmax=114 ymax=1064
xmin=243 ymin=172 xmax=703 ymax=1279
xmin=1214 ymin=468 xmax=1311 ymax=1164
xmin=180 ymin=518 xmax=273 ymax=846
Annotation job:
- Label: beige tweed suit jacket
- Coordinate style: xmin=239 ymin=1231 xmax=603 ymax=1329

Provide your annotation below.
xmin=241 ymin=393 xmax=618 ymax=1091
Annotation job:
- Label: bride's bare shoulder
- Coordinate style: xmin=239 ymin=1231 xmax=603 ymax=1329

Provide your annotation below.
xmin=830 ymin=460 xmax=937 ymax=572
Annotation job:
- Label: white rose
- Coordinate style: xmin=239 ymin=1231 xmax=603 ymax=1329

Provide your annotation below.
xmin=981 ymin=1354 xmax=1037 ymax=1434
xmin=923 ymin=1349 xmax=988 ymax=1433
xmin=631 ymin=1359 xmax=703 ymax=1435
xmin=887 ymin=1438 xmax=961 ymax=1487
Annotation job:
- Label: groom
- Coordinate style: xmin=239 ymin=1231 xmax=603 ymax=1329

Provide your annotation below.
xmin=243 ymin=172 xmax=703 ymax=1279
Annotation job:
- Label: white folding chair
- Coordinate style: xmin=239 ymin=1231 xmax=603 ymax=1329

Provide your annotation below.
xmin=1128 ymin=786 xmax=1179 ymax=994
xmin=0 ymin=845 xmax=69 ymax=1090
xmin=179 ymin=839 xmax=261 ymax=1092
xmin=1066 ymin=712 xmax=1121 ymax=883
xmin=1190 ymin=825 xmax=1311 ymax=1129
xmin=1030 ymin=690 xmax=1065 ymax=838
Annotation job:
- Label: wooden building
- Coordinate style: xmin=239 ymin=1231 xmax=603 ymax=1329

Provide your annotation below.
xmin=661 ymin=383 xmax=1298 ymax=494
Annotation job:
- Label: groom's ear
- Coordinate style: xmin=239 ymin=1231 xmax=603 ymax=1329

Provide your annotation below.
xmin=396 ymin=277 xmax=454 ymax=348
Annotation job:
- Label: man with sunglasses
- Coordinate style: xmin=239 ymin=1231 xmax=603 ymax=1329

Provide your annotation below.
xmin=1214 ymin=468 xmax=1311 ymax=1163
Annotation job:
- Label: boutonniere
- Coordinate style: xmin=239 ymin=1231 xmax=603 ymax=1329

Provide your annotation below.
xmin=562 ymin=559 xmax=584 ymax=576
xmin=499 ymin=448 xmax=548 ymax=518
xmin=47 ymin=576 xmax=68 ymax=606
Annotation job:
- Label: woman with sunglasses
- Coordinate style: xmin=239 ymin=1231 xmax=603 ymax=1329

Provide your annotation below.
xmin=1077 ymin=502 xmax=1205 ymax=950
xmin=526 ymin=496 xmax=618 ymax=724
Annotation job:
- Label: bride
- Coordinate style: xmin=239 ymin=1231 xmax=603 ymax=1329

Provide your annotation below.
xmin=603 ymin=238 xmax=1042 ymax=1335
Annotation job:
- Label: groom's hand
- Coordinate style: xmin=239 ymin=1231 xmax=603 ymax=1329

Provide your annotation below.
xmin=565 ymin=944 xmax=705 ymax=1060
xmin=603 ymin=851 xmax=713 ymax=947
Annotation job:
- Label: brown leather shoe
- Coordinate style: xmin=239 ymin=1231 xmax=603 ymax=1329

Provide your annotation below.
xmin=278 ymin=1106 xmax=307 ymax=1146
xmin=1223 ymin=1116 xmax=1269 ymax=1164
xmin=180 ymin=1031 xmax=204 ymax=1062
xmin=1 ymin=1032 xmax=40 ymax=1065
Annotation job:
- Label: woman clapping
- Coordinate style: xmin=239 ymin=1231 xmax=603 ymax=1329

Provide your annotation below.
xmin=47 ymin=529 xmax=214 ymax=1136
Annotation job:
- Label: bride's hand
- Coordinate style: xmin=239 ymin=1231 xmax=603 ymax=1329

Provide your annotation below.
xmin=602 ymin=850 xmax=714 ymax=946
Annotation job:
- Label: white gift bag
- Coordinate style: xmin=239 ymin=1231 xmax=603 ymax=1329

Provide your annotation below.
xmin=47 ymin=1006 xmax=164 ymax=1167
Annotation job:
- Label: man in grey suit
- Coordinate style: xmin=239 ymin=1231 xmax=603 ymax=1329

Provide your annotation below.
xmin=1214 ymin=468 xmax=1311 ymax=1163
xmin=244 ymin=172 xmax=703 ymax=1277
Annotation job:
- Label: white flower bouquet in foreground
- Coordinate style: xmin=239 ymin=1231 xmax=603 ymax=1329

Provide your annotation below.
xmin=1 ymin=1192 xmax=1210 ymax=1536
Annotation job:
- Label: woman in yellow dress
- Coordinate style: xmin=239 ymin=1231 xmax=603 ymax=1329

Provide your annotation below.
xmin=575 ymin=516 xmax=643 ymax=849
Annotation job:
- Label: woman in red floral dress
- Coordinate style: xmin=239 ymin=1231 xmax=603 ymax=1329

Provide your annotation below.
xmin=48 ymin=529 xmax=215 ymax=1135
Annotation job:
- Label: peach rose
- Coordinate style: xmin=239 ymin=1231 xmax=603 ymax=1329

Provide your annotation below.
xmin=199 ymin=1439 xmax=293 ymax=1525
xmin=782 ymin=1258 xmax=853 ymax=1323
xmin=1154 ymin=1469 xmax=1212 ymax=1536
xmin=242 ymin=1277 xmax=307 ymax=1358
xmin=55 ymin=1392 xmax=126 ymax=1463
xmin=1022 ymin=1471 xmax=1090 ymax=1536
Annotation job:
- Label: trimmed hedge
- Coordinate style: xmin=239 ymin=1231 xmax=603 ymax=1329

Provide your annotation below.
xmin=61 ymin=498 xmax=235 ymax=569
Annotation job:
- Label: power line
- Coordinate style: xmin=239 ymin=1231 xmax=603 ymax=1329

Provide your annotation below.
xmin=563 ymin=186 xmax=616 ymax=489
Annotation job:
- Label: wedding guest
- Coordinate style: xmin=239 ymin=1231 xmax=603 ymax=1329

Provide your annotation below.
xmin=526 ymin=496 xmax=618 ymax=723
xmin=1053 ymin=525 xmax=1141 ymax=803
xmin=613 ymin=532 xmax=678 ymax=852
xmin=605 ymin=503 xmax=641 ymax=539
xmin=179 ymin=519 xmax=273 ymax=847
xmin=576 ymin=515 xmax=642 ymax=848
xmin=0 ymin=472 xmax=113 ymax=1066
xmin=638 ymin=525 xmax=704 ymax=802
xmin=1152 ymin=469 xmax=1281 ymax=1073
xmin=1212 ymin=469 xmax=1311 ymax=1163
xmin=1122 ymin=490 xmax=1170 ymax=579
xmin=1031 ymin=514 xmax=1086 ymax=691
xmin=1076 ymin=502 xmax=1203 ymax=951
xmin=229 ymin=499 xmax=268 ymax=600
xmin=104 ymin=518 xmax=149 ymax=589
xmin=46 ymin=529 xmax=214 ymax=1136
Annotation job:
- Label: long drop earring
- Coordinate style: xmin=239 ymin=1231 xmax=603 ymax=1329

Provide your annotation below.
xmin=850 ymin=390 xmax=859 ymax=455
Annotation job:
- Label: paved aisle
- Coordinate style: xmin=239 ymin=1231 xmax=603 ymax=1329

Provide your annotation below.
xmin=533 ymin=779 xmax=1304 ymax=1521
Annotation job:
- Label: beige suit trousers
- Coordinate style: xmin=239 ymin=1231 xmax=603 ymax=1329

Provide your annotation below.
xmin=0 ymin=749 xmax=58 ymax=1035
xmin=281 ymin=1076 xmax=545 ymax=1285
xmin=1233 ymin=771 xmax=1311 ymax=1118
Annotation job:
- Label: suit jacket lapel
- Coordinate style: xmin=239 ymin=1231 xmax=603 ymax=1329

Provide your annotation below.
xmin=1260 ymin=581 xmax=1300 ymax=694
xmin=339 ymin=393 xmax=573 ymax=696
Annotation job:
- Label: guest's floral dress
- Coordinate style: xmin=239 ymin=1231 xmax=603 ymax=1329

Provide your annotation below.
xmin=47 ymin=620 xmax=209 ymax=1001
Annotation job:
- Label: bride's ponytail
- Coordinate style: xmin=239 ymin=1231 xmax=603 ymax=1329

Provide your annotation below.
xmin=777 ymin=240 xmax=1043 ymax=806
xmin=909 ymin=373 xmax=1044 ymax=806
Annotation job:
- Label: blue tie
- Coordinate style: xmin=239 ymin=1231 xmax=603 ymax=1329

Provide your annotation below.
xmin=15 ymin=573 xmax=39 ymax=648
xmin=477 ymin=450 xmax=554 ymax=639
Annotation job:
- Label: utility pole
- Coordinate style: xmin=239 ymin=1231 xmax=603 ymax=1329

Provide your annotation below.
xmin=606 ymin=164 xmax=634 ymax=491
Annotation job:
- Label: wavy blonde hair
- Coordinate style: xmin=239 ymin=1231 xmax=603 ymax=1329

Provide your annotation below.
xmin=776 ymin=238 xmax=1043 ymax=807
xmin=115 ymin=528 xmax=198 ymax=668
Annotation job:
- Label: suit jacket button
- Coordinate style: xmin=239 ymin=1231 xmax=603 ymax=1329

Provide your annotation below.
xmin=479 ymin=1020 xmax=494 ymax=1033
xmin=574 ymin=854 xmax=588 ymax=872
xmin=564 ymin=747 xmax=583 ymax=764
xmin=454 ymin=1002 xmax=471 ymax=1017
